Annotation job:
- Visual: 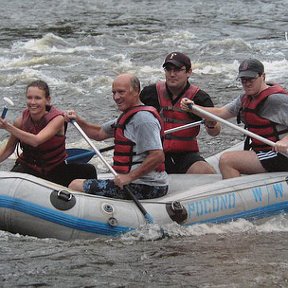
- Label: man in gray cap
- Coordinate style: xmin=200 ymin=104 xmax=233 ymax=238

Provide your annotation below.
xmin=140 ymin=52 xmax=221 ymax=175
xmin=181 ymin=58 xmax=288 ymax=178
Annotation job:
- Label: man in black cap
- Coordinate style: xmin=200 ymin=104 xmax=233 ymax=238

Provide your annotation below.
xmin=140 ymin=51 xmax=221 ymax=174
xmin=181 ymin=58 xmax=288 ymax=178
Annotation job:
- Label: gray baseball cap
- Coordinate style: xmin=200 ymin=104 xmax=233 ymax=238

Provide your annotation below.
xmin=238 ymin=59 xmax=264 ymax=78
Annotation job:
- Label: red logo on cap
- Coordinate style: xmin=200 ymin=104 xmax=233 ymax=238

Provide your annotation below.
xmin=241 ymin=61 xmax=249 ymax=71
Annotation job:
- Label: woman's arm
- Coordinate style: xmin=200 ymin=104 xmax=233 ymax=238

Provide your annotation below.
xmin=0 ymin=135 xmax=18 ymax=163
xmin=0 ymin=115 xmax=65 ymax=147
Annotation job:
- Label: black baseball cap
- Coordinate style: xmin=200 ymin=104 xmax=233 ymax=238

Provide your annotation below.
xmin=238 ymin=59 xmax=264 ymax=78
xmin=163 ymin=52 xmax=191 ymax=70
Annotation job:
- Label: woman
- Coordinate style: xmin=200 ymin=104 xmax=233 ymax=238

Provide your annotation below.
xmin=0 ymin=80 xmax=96 ymax=186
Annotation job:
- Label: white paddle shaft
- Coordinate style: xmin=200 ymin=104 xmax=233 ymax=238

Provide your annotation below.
xmin=164 ymin=120 xmax=204 ymax=134
xmin=191 ymin=104 xmax=276 ymax=147
xmin=72 ymin=120 xmax=117 ymax=176
xmin=190 ymin=104 xmax=288 ymax=157
xmin=71 ymin=119 xmax=154 ymax=223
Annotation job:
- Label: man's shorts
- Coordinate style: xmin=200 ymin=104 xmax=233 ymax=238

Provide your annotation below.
xmin=257 ymin=151 xmax=288 ymax=172
xmin=165 ymin=152 xmax=206 ymax=174
xmin=83 ymin=179 xmax=168 ymax=200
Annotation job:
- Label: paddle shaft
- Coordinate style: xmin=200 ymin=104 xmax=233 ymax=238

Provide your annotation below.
xmin=71 ymin=120 xmax=154 ymax=223
xmin=72 ymin=121 xmax=116 ymax=175
xmin=67 ymin=120 xmax=204 ymax=163
xmin=164 ymin=120 xmax=204 ymax=134
xmin=1 ymin=107 xmax=8 ymax=119
xmin=1 ymin=97 xmax=14 ymax=119
xmin=189 ymin=104 xmax=288 ymax=156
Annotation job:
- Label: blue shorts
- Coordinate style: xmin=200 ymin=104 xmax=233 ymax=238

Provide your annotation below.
xmin=83 ymin=179 xmax=168 ymax=200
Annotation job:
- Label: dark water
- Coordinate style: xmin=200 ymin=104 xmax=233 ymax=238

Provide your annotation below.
xmin=0 ymin=0 xmax=288 ymax=287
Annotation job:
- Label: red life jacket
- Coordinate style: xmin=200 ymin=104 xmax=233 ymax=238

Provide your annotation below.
xmin=156 ymin=81 xmax=200 ymax=152
xmin=241 ymin=84 xmax=288 ymax=151
xmin=112 ymin=105 xmax=165 ymax=174
xmin=17 ymin=106 xmax=67 ymax=175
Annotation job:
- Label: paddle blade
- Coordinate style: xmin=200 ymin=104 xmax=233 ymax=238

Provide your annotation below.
xmin=66 ymin=148 xmax=95 ymax=164
xmin=144 ymin=213 xmax=154 ymax=224
xmin=66 ymin=145 xmax=115 ymax=164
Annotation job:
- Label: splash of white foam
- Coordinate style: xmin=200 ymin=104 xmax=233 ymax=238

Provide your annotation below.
xmin=120 ymin=214 xmax=288 ymax=242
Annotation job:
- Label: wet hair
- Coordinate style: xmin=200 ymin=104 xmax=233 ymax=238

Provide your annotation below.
xmin=130 ymin=75 xmax=141 ymax=93
xmin=26 ymin=80 xmax=50 ymax=98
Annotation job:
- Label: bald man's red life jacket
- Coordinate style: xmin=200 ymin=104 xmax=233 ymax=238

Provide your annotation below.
xmin=112 ymin=105 xmax=165 ymax=174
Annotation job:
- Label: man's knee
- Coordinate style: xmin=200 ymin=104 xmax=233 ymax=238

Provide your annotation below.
xmin=68 ymin=179 xmax=84 ymax=191
xmin=187 ymin=161 xmax=216 ymax=174
xmin=219 ymin=152 xmax=233 ymax=169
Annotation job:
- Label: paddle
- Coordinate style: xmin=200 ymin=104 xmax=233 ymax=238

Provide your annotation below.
xmin=188 ymin=103 xmax=288 ymax=157
xmin=66 ymin=120 xmax=204 ymax=163
xmin=164 ymin=119 xmax=204 ymax=134
xmin=71 ymin=120 xmax=154 ymax=224
xmin=1 ymin=97 xmax=14 ymax=119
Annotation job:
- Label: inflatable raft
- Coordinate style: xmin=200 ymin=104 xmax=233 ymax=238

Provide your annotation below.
xmin=0 ymin=143 xmax=287 ymax=240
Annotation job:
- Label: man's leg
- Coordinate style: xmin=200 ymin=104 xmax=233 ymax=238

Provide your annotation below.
xmin=68 ymin=179 xmax=86 ymax=191
xmin=219 ymin=150 xmax=266 ymax=179
xmin=186 ymin=161 xmax=216 ymax=174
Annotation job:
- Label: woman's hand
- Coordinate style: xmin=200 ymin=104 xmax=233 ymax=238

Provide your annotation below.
xmin=0 ymin=118 xmax=9 ymax=130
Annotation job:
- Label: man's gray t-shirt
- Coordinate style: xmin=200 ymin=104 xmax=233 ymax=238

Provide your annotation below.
xmin=225 ymin=93 xmax=288 ymax=134
xmin=102 ymin=111 xmax=168 ymax=186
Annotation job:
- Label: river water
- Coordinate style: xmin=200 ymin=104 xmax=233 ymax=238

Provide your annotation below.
xmin=0 ymin=0 xmax=288 ymax=287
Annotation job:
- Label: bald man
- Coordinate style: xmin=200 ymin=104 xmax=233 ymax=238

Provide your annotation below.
xmin=66 ymin=73 xmax=168 ymax=199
